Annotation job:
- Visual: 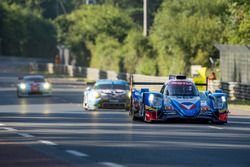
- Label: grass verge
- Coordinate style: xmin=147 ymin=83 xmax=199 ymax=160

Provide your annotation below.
xmin=229 ymin=100 xmax=250 ymax=111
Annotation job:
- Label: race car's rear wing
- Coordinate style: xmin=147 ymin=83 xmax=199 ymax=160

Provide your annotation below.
xmin=129 ymin=75 xmax=208 ymax=91
xmin=129 ymin=75 xmax=164 ymax=88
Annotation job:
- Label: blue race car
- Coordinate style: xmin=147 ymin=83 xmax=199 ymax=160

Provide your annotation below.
xmin=83 ymin=80 xmax=130 ymax=110
xmin=129 ymin=75 xmax=228 ymax=124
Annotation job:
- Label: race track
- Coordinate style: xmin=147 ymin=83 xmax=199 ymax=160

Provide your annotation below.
xmin=0 ymin=74 xmax=250 ymax=167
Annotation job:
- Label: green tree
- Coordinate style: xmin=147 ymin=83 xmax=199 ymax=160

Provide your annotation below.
xmin=122 ymin=30 xmax=156 ymax=75
xmin=90 ymin=34 xmax=121 ymax=72
xmin=55 ymin=4 xmax=134 ymax=66
xmin=225 ymin=0 xmax=250 ymax=44
xmin=0 ymin=2 xmax=57 ymax=58
xmin=150 ymin=0 xmax=227 ymax=75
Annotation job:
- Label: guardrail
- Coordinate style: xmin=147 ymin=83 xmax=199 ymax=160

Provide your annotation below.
xmin=208 ymin=80 xmax=250 ymax=100
xmin=8 ymin=62 xmax=250 ymax=101
xmin=29 ymin=63 xmax=168 ymax=83
xmin=30 ymin=63 xmax=250 ymax=100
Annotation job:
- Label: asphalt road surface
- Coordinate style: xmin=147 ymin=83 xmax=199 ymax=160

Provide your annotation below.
xmin=1 ymin=76 xmax=250 ymax=167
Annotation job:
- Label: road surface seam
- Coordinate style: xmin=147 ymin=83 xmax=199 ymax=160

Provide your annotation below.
xmin=99 ymin=162 xmax=126 ymax=167
xmin=38 ymin=140 xmax=58 ymax=146
xmin=65 ymin=150 xmax=89 ymax=157
xmin=209 ymin=126 xmax=224 ymax=130
xmin=17 ymin=133 xmax=34 ymax=138
xmin=3 ymin=127 xmax=17 ymax=131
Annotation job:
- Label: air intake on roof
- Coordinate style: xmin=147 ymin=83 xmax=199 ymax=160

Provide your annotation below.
xmin=176 ymin=75 xmax=186 ymax=80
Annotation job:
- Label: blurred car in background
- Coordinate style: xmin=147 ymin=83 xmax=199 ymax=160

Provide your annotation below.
xmin=83 ymin=80 xmax=130 ymax=110
xmin=17 ymin=75 xmax=52 ymax=97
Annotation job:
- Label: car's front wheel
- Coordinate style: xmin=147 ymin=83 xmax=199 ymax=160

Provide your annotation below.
xmin=129 ymin=98 xmax=139 ymax=121
xmin=17 ymin=90 xmax=22 ymax=98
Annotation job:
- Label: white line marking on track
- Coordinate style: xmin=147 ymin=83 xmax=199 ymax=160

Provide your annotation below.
xmin=209 ymin=126 xmax=224 ymax=130
xmin=0 ymin=123 xmax=5 ymax=126
xmin=3 ymin=127 xmax=17 ymax=131
xmin=38 ymin=140 xmax=57 ymax=146
xmin=65 ymin=150 xmax=89 ymax=157
xmin=99 ymin=162 xmax=126 ymax=167
xmin=17 ymin=133 xmax=34 ymax=138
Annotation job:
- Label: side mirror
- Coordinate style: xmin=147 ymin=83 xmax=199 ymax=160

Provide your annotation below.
xmin=208 ymin=94 xmax=214 ymax=99
xmin=215 ymin=89 xmax=223 ymax=93
xmin=141 ymin=88 xmax=149 ymax=93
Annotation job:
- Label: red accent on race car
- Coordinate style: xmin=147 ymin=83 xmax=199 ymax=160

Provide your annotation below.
xmin=145 ymin=110 xmax=157 ymax=121
xmin=219 ymin=112 xmax=228 ymax=121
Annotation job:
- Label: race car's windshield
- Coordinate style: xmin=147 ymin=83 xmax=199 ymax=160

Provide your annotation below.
xmin=94 ymin=84 xmax=129 ymax=90
xmin=24 ymin=77 xmax=45 ymax=83
xmin=166 ymin=81 xmax=198 ymax=96
xmin=113 ymin=84 xmax=129 ymax=90
xmin=94 ymin=84 xmax=113 ymax=90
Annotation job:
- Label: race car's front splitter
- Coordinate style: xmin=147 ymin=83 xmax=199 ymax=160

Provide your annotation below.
xmin=144 ymin=109 xmax=228 ymax=123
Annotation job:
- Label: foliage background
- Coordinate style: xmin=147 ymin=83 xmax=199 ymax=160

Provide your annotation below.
xmin=0 ymin=0 xmax=249 ymax=76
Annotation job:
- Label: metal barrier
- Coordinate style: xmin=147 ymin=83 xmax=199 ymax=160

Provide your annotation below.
xmin=29 ymin=63 xmax=250 ymax=101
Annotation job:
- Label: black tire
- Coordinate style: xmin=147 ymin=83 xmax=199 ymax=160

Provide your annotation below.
xmin=17 ymin=90 xmax=21 ymax=98
xmin=129 ymin=97 xmax=138 ymax=121
xmin=142 ymin=105 xmax=151 ymax=123
xmin=129 ymin=109 xmax=138 ymax=121
xmin=83 ymin=102 xmax=89 ymax=111
xmin=82 ymin=94 xmax=88 ymax=111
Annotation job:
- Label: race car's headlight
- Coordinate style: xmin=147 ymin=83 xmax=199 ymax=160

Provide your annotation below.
xmin=149 ymin=94 xmax=154 ymax=102
xmin=221 ymin=96 xmax=226 ymax=102
xmin=43 ymin=82 xmax=51 ymax=89
xmin=148 ymin=94 xmax=162 ymax=109
xmin=94 ymin=92 xmax=100 ymax=98
xmin=20 ymin=83 xmax=26 ymax=90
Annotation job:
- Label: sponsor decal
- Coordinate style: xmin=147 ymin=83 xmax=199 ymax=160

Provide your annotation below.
xmin=170 ymin=81 xmax=192 ymax=86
